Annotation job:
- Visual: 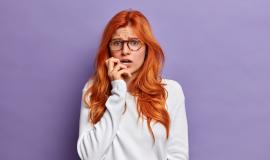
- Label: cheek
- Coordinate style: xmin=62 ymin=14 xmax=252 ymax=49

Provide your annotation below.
xmin=110 ymin=51 xmax=121 ymax=58
xmin=139 ymin=48 xmax=146 ymax=62
xmin=134 ymin=51 xmax=146 ymax=66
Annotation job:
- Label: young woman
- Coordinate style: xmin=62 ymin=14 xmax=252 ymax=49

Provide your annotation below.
xmin=77 ymin=9 xmax=189 ymax=160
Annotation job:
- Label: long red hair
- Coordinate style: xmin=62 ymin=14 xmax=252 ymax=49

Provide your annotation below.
xmin=83 ymin=10 xmax=170 ymax=144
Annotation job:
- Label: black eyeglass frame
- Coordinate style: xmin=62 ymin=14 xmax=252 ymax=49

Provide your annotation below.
xmin=108 ymin=39 xmax=144 ymax=51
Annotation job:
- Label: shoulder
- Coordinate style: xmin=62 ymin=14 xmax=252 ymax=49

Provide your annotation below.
xmin=162 ymin=78 xmax=183 ymax=89
xmin=82 ymin=78 xmax=94 ymax=93
xmin=161 ymin=78 xmax=186 ymax=113
xmin=162 ymin=78 xmax=185 ymax=100
xmin=80 ymin=78 xmax=94 ymax=108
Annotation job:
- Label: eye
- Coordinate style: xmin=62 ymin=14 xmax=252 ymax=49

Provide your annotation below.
xmin=111 ymin=40 xmax=122 ymax=46
xmin=129 ymin=40 xmax=140 ymax=46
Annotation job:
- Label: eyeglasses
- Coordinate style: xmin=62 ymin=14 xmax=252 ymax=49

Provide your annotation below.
xmin=109 ymin=38 xmax=143 ymax=51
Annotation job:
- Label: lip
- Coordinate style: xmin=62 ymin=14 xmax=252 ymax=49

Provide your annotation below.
xmin=120 ymin=59 xmax=133 ymax=63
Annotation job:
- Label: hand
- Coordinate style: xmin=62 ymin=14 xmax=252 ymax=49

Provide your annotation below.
xmin=105 ymin=57 xmax=132 ymax=81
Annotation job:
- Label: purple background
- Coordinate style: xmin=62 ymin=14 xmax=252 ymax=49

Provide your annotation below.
xmin=0 ymin=0 xmax=269 ymax=159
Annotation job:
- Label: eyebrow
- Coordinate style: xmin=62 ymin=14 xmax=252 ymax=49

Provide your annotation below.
xmin=111 ymin=37 xmax=139 ymax=41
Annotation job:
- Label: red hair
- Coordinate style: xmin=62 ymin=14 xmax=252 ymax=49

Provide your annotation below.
xmin=83 ymin=9 xmax=170 ymax=144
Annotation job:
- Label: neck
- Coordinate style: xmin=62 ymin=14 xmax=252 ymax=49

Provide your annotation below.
xmin=123 ymin=72 xmax=138 ymax=91
xmin=123 ymin=75 xmax=134 ymax=88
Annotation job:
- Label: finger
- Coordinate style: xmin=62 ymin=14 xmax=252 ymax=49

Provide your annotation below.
xmin=108 ymin=58 xmax=120 ymax=72
xmin=112 ymin=63 xmax=127 ymax=72
xmin=118 ymin=69 xmax=132 ymax=78
xmin=105 ymin=59 xmax=109 ymax=66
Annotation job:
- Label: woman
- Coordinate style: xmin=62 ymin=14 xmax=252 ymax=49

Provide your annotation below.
xmin=77 ymin=9 xmax=189 ymax=160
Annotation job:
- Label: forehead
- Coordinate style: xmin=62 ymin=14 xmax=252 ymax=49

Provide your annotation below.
xmin=111 ymin=26 xmax=138 ymax=39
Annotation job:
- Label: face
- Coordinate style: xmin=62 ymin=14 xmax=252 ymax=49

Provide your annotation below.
xmin=109 ymin=25 xmax=146 ymax=77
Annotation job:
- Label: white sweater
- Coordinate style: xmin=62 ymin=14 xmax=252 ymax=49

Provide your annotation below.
xmin=77 ymin=79 xmax=189 ymax=160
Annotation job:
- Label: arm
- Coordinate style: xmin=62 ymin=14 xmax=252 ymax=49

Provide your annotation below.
xmin=77 ymin=79 xmax=127 ymax=160
xmin=166 ymin=82 xmax=189 ymax=160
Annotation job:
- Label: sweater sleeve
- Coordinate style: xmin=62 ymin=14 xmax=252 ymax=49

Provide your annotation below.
xmin=166 ymin=81 xmax=189 ymax=160
xmin=77 ymin=79 xmax=127 ymax=160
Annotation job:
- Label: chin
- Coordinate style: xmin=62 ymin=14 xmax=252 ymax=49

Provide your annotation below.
xmin=131 ymin=69 xmax=140 ymax=76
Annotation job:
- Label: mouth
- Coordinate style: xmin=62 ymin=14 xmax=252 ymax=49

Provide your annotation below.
xmin=120 ymin=59 xmax=132 ymax=64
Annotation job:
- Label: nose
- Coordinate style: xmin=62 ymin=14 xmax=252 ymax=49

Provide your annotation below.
xmin=122 ymin=42 xmax=130 ymax=55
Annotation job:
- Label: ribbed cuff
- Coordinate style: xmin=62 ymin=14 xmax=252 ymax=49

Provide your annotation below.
xmin=111 ymin=79 xmax=127 ymax=96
